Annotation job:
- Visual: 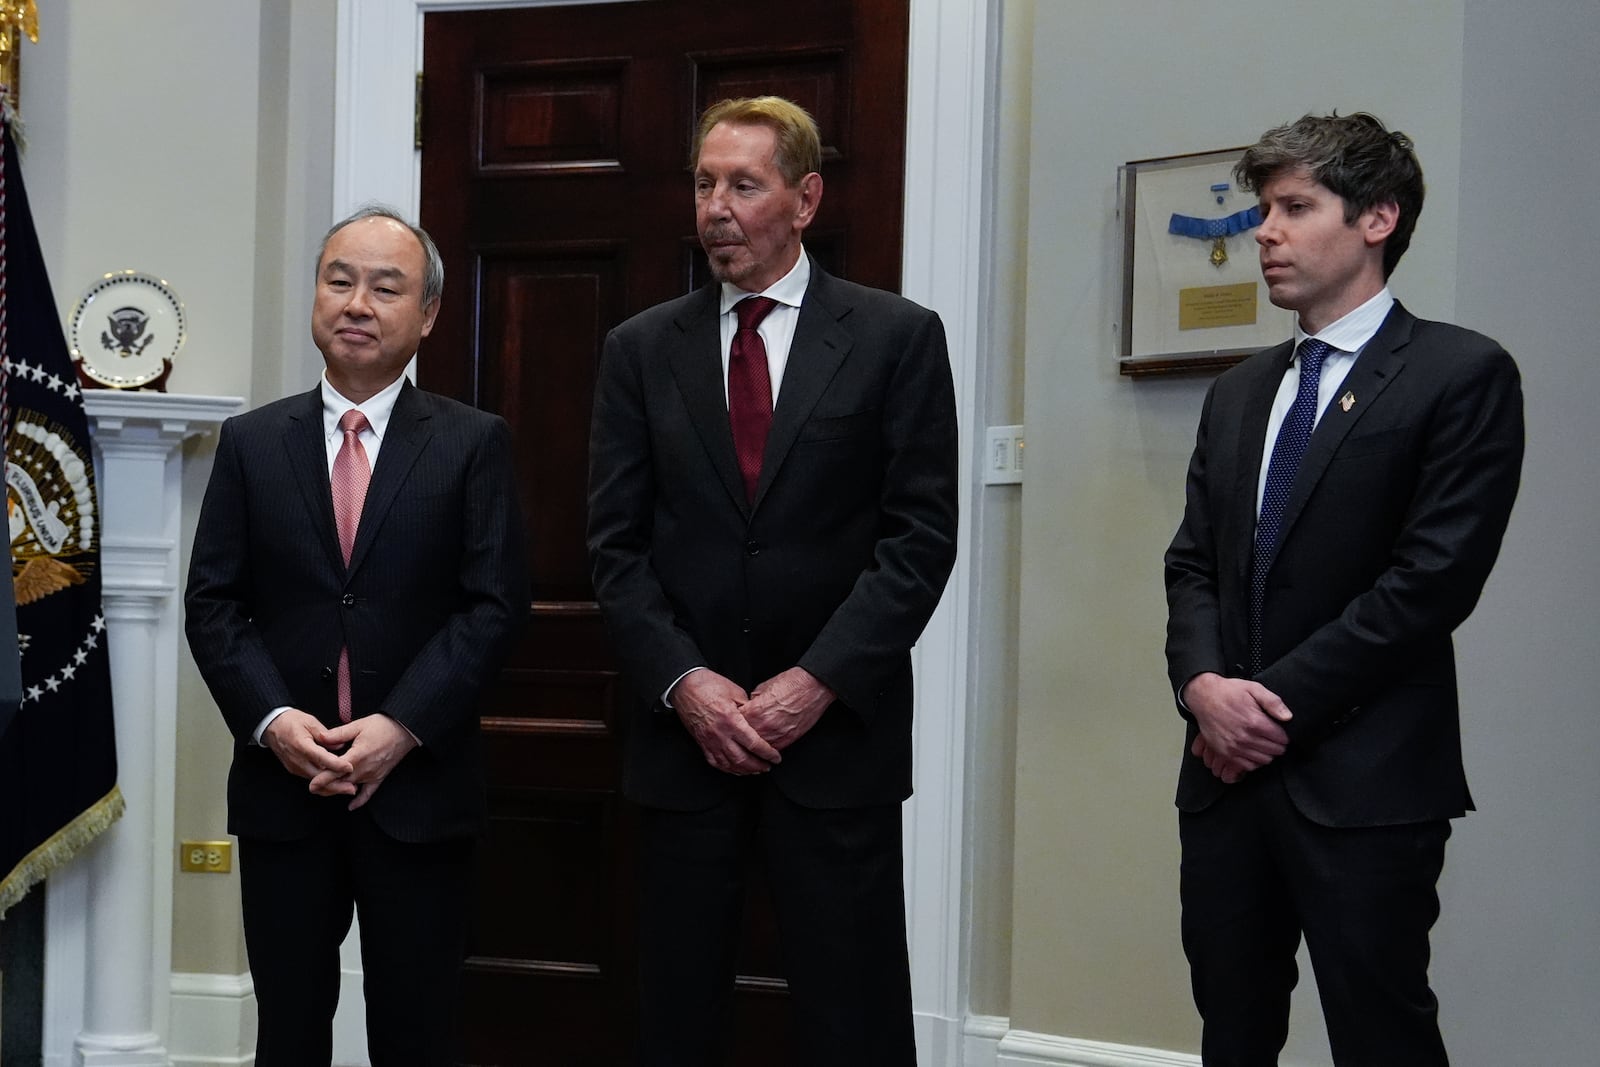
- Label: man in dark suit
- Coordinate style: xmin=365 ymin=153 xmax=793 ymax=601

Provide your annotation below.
xmin=186 ymin=206 xmax=527 ymax=1066
xmin=587 ymin=96 xmax=957 ymax=1065
xmin=1165 ymin=113 xmax=1524 ymax=1064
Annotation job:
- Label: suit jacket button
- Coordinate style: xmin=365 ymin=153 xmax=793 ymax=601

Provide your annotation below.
xmin=745 ymin=540 xmax=761 ymax=556
xmin=320 ymin=666 xmax=334 ymax=681
xmin=341 ymin=594 xmax=356 ymax=607
xmin=741 ymin=618 xmax=752 ymax=633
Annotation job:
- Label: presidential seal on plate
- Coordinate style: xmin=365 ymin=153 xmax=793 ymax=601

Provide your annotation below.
xmin=68 ymin=270 xmax=185 ymax=390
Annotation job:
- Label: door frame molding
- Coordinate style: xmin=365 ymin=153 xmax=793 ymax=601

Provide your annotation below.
xmin=333 ymin=0 xmax=998 ymax=1056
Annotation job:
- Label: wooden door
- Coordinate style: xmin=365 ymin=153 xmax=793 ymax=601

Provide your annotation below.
xmin=419 ymin=3 xmax=909 ymax=1062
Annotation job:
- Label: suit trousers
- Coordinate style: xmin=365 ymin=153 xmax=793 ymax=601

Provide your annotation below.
xmin=1178 ymin=767 xmax=1450 ymax=1066
xmin=635 ymin=778 xmax=915 ymax=1067
xmin=239 ymin=809 xmax=475 ymax=1067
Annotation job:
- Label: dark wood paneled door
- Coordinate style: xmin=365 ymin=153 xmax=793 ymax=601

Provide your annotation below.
xmin=419 ymin=3 xmax=908 ymax=1062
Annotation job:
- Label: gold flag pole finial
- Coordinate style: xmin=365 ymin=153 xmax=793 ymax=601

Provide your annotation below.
xmin=0 ymin=1 xmax=39 ymax=117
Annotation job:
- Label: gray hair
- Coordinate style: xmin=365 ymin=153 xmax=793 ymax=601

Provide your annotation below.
xmin=316 ymin=203 xmax=445 ymax=307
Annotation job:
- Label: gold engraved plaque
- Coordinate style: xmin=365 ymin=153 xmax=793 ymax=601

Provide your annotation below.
xmin=1178 ymin=282 xmax=1259 ymax=331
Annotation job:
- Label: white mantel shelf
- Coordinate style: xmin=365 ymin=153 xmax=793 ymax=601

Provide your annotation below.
xmin=44 ymin=390 xmax=242 ymax=1067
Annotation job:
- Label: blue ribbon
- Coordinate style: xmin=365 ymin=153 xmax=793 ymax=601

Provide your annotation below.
xmin=1168 ymin=205 xmax=1262 ymax=240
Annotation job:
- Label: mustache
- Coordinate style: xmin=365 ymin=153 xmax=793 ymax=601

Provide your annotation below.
xmin=701 ymin=225 xmax=745 ymax=244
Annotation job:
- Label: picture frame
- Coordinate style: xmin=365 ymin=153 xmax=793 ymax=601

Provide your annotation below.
xmin=1116 ymin=147 xmax=1292 ymax=377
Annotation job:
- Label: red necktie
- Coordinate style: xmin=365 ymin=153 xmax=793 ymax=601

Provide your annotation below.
xmin=728 ymin=297 xmax=778 ymax=502
xmin=331 ymin=409 xmax=371 ymax=721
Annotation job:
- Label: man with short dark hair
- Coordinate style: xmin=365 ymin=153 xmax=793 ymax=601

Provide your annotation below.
xmin=1165 ymin=113 xmax=1524 ymax=1064
xmin=587 ymin=96 xmax=957 ymax=1065
xmin=187 ymin=205 xmax=527 ymax=1065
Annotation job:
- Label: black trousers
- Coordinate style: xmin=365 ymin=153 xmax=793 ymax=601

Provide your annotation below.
xmin=1179 ymin=768 xmax=1451 ymax=1067
xmin=238 ymin=810 xmax=474 ymax=1067
xmin=635 ymin=778 xmax=915 ymax=1067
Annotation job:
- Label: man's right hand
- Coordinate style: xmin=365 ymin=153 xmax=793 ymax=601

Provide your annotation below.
xmin=261 ymin=709 xmax=355 ymax=792
xmin=1181 ymin=672 xmax=1293 ymax=782
xmin=670 ymin=669 xmax=782 ymax=775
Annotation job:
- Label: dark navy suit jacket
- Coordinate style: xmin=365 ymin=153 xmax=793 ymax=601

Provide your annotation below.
xmin=1165 ymin=303 xmax=1524 ymax=827
xmin=187 ymin=380 xmax=527 ymax=843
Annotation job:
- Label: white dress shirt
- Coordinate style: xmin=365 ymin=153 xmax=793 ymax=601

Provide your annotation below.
xmin=663 ymin=251 xmax=812 ymax=708
xmin=1255 ymin=288 xmax=1395 ymax=517
xmin=715 ymin=249 xmax=810 ymax=405
xmin=253 ymin=372 xmax=408 ymax=743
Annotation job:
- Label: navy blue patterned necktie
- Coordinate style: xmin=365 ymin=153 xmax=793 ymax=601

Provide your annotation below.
xmin=1249 ymin=337 xmax=1332 ymax=674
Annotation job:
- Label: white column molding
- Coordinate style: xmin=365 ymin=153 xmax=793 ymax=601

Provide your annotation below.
xmin=899 ymin=0 xmax=998 ymax=1059
xmin=334 ymin=4 xmax=997 ymax=1062
xmin=43 ymin=392 xmax=242 ymax=1067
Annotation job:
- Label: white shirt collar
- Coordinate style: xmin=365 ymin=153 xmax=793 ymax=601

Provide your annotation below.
xmin=718 ymin=249 xmax=811 ymax=315
xmin=1295 ymin=287 xmax=1395 ymax=358
xmin=321 ymin=372 xmax=404 ymax=441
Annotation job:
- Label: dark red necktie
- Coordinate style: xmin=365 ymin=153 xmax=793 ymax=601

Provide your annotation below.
xmin=728 ymin=297 xmax=778 ymax=502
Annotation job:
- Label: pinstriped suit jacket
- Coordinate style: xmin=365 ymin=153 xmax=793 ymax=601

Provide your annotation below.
xmin=186 ymin=380 xmax=527 ymax=843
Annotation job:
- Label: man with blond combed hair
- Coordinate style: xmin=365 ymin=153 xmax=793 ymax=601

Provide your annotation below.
xmin=588 ymin=96 xmax=957 ymax=1064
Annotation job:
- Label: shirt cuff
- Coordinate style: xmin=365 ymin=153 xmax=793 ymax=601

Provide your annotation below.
xmin=661 ymin=666 xmax=705 ymax=710
xmin=253 ymin=706 xmax=292 ymax=745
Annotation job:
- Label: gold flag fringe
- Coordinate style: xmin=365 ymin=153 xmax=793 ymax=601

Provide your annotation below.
xmin=0 ymin=783 xmax=124 ymax=920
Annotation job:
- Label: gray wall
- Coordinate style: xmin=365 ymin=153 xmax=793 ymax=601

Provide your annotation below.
xmin=998 ymin=0 xmax=1598 ymax=1060
xmin=1434 ymin=1 xmax=1600 ymax=1061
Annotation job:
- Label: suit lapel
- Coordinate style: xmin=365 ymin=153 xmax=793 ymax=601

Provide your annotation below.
xmin=667 ymin=284 xmax=753 ymax=512
xmin=1274 ymin=303 xmax=1412 ymax=551
xmin=754 ymin=267 xmax=851 ymax=510
xmin=282 ymin=387 xmax=344 ymax=573
xmin=347 ymin=379 xmax=431 ymax=576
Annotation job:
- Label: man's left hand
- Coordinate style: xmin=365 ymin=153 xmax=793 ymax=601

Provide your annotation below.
xmin=310 ymin=714 xmax=420 ymax=811
xmin=1191 ymin=734 xmax=1252 ymax=784
xmin=742 ymin=667 xmax=834 ymax=751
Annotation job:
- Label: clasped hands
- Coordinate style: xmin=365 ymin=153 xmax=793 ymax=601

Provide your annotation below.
xmin=672 ymin=666 xmax=834 ymax=776
xmin=261 ymin=709 xmax=418 ymax=810
xmin=1182 ymin=672 xmax=1293 ymax=785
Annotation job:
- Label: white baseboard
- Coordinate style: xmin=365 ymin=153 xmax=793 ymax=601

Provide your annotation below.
xmin=332 ymin=962 xmax=370 ymax=1067
xmin=964 ymin=1016 xmax=1200 ymax=1067
xmin=963 ymin=1014 xmax=1009 ymax=1065
xmin=167 ymin=972 xmax=255 ymax=1067
xmin=999 ymin=1030 xmax=1200 ymax=1067
xmin=164 ymin=980 xmax=1210 ymax=1067
xmin=917 ymin=1009 xmax=967 ymax=1065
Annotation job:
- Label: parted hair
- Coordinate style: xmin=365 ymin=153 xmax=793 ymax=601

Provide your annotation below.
xmin=693 ymin=97 xmax=822 ymax=187
xmin=317 ymin=203 xmax=445 ymax=308
xmin=1235 ymin=112 xmax=1425 ymax=278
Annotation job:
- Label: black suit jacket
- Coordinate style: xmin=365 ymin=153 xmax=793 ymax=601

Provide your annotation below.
xmin=587 ymin=262 xmax=959 ymax=811
xmin=1165 ymin=303 xmax=1524 ymax=827
xmin=186 ymin=381 xmax=527 ymax=843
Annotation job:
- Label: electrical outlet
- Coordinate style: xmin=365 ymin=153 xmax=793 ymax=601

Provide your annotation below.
xmin=983 ymin=425 xmax=1025 ymax=485
xmin=179 ymin=839 xmax=233 ymax=874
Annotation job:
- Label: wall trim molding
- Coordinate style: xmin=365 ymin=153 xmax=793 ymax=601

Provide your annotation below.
xmin=167 ymin=971 xmax=256 ymax=1067
xmin=963 ymin=1016 xmax=1201 ymax=1067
